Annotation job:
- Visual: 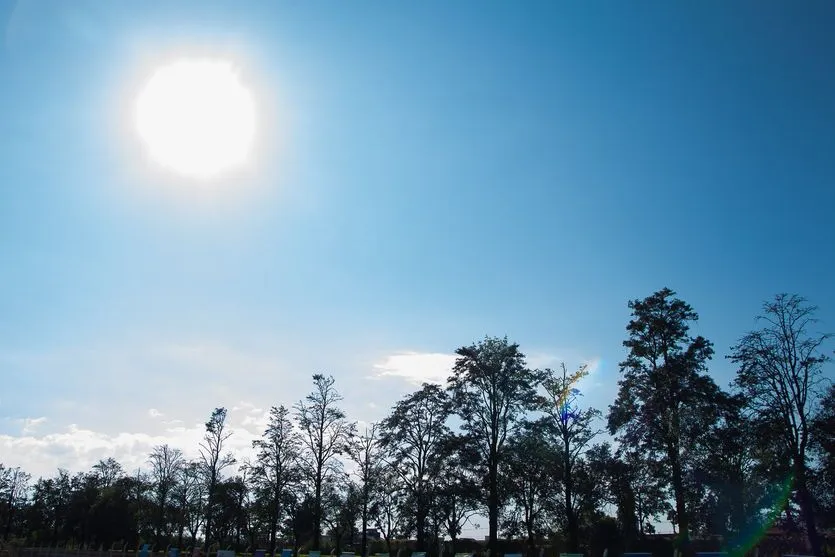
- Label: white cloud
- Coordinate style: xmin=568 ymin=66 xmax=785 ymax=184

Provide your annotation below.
xmin=21 ymin=416 xmax=48 ymax=435
xmin=148 ymin=408 xmax=164 ymax=418
xmin=371 ymin=350 xmax=605 ymax=393
xmin=0 ymin=405 xmax=266 ymax=480
xmin=371 ymin=351 xmax=458 ymax=385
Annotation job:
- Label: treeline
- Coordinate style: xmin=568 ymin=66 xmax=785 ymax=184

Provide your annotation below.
xmin=1 ymin=290 xmax=833 ymax=557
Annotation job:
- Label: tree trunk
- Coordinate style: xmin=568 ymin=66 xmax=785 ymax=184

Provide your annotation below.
xmin=637 ymin=498 xmax=645 ymax=538
xmin=488 ymin=460 xmax=498 ymax=557
xmin=562 ymin=438 xmax=578 ymax=554
xmin=416 ymin=501 xmax=427 ymax=552
xmin=361 ymin=501 xmax=368 ymax=557
xmin=526 ymin=519 xmax=535 ymax=557
xmin=4 ymin=496 xmax=14 ymax=540
xmin=670 ymin=449 xmax=690 ymax=557
xmin=313 ymin=465 xmax=322 ymax=551
xmin=205 ymin=481 xmax=214 ymax=553
xmin=270 ymin=493 xmax=280 ymax=556
xmin=794 ymin=464 xmax=823 ymax=557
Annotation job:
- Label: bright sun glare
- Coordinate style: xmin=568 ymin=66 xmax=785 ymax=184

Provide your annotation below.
xmin=135 ymin=59 xmax=256 ymax=180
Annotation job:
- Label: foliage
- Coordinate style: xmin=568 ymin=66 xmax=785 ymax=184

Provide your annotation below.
xmin=250 ymin=405 xmax=302 ymax=555
xmin=345 ymin=422 xmax=384 ymax=557
xmin=729 ymin=294 xmax=832 ymax=557
xmin=811 ymin=384 xmax=835 ymax=529
xmin=200 ymin=407 xmax=236 ymax=550
xmin=537 ymin=363 xmax=601 ymax=552
xmin=147 ymin=445 xmax=184 ymax=545
xmin=3 ymin=292 xmax=832 ymax=557
xmin=380 ymin=383 xmax=452 ymax=551
xmin=608 ymin=288 xmax=720 ymax=552
xmin=448 ymin=336 xmax=542 ymax=555
xmin=500 ymin=423 xmax=558 ymax=553
xmin=294 ymin=374 xmax=354 ymax=550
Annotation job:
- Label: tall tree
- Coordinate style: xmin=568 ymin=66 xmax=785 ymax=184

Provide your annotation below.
xmin=295 ymin=374 xmax=354 ymax=550
xmin=200 ymin=407 xmax=236 ymax=550
xmin=538 ymin=363 xmax=601 ymax=552
xmin=380 ymin=383 xmax=452 ymax=552
xmin=346 ymin=422 xmax=384 ymax=557
xmin=448 ymin=336 xmax=542 ymax=556
xmin=608 ymin=288 xmax=719 ymax=556
xmin=0 ymin=465 xmax=30 ymax=541
xmin=729 ymin=294 xmax=831 ymax=556
xmin=252 ymin=405 xmax=301 ymax=556
xmin=148 ymin=444 xmax=184 ymax=545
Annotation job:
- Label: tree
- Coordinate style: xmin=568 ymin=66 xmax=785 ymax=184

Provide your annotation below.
xmin=285 ymin=493 xmax=317 ymax=554
xmin=323 ymin=479 xmax=362 ymax=555
xmin=500 ymin=424 xmax=556 ymax=556
xmin=211 ymin=475 xmax=248 ymax=548
xmin=569 ymin=448 xmax=609 ymax=545
xmin=295 ymin=374 xmax=354 ymax=550
xmin=251 ymin=405 xmax=301 ymax=556
xmin=608 ymin=288 xmax=719 ymax=555
xmin=448 ymin=336 xmax=542 ymax=555
xmin=537 ymin=363 xmax=601 ymax=552
xmin=200 ymin=407 xmax=236 ymax=550
xmin=88 ymin=475 xmax=143 ymax=549
xmin=811 ymin=384 xmax=835 ymax=530
xmin=435 ymin=435 xmax=481 ymax=556
xmin=372 ymin=465 xmax=408 ymax=557
xmin=0 ymin=465 xmax=31 ymax=541
xmin=380 ymin=383 xmax=452 ymax=552
xmin=173 ymin=460 xmax=204 ymax=547
xmin=729 ymin=294 xmax=831 ymax=556
xmin=613 ymin=449 xmax=670 ymax=540
xmin=345 ymin=422 xmax=384 ymax=557
xmin=92 ymin=458 xmax=124 ymax=490
xmin=148 ymin=444 xmax=184 ymax=545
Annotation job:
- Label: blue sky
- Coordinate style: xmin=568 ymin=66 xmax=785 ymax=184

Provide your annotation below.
xmin=1 ymin=0 xmax=834 ymax=533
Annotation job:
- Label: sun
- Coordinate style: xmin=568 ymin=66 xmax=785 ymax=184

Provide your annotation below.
xmin=135 ymin=58 xmax=256 ymax=180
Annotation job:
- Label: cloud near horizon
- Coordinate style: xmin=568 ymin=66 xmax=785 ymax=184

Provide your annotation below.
xmin=372 ymin=350 xmax=604 ymax=391
xmin=371 ymin=352 xmax=458 ymax=385
xmin=0 ymin=403 xmax=270 ymax=480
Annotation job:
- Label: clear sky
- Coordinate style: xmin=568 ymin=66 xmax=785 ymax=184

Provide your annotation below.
xmin=1 ymin=0 xmax=834 ymax=535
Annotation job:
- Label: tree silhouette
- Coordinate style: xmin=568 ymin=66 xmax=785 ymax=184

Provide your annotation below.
xmin=538 ymin=363 xmax=601 ymax=553
xmin=295 ymin=374 xmax=353 ymax=551
xmin=200 ymin=407 xmax=236 ymax=550
xmin=448 ymin=336 xmax=542 ymax=557
xmin=380 ymin=383 xmax=452 ymax=552
xmin=730 ymin=294 xmax=831 ymax=557
xmin=251 ymin=405 xmax=301 ymax=556
xmin=608 ymin=288 xmax=720 ymax=556
xmin=148 ymin=444 xmax=184 ymax=546
xmin=345 ymin=422 xmax=384 ymax=557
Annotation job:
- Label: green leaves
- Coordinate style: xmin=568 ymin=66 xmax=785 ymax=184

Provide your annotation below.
xmin=608 ymin=288 xmax=720 ymax=545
